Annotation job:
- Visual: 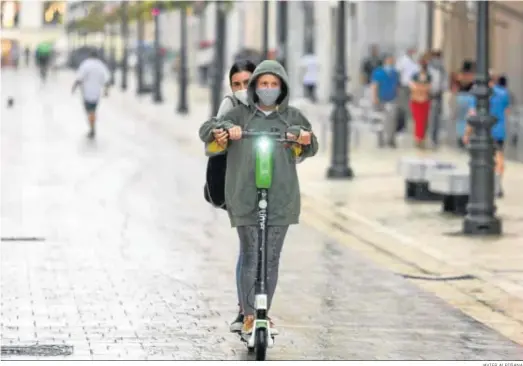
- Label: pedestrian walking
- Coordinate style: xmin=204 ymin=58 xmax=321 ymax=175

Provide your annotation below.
xmin=362 ymin=45 xmax=382 ymax=86
xmin=371 ymin=54 xmax=400 ymax=147
xmin=409 ymin=54 xmax=432 ymax=148
xmin=454 ymin=60 xmax=475 ymax=148
xmin=463 ymin=75 xmax=511 ymax=197
xmin=24 ymin=46 xmax=30 ymax=66
xmin=300 ymin=52 xmax=318 ymax=103
xmin=428 ymin=50 xmax=448 ymax=147
xmin=396 ymin=47 xmax=419 ymax=131
xmin=71 ymin=49 xmax=111 ymax=139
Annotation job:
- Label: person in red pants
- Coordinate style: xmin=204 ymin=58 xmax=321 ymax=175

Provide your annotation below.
xmin=409 ymin=55 xmax=433 ymax=148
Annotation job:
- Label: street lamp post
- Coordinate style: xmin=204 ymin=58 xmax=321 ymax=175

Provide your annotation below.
xmin=276 ymin=0 xmax=288 ymax=68
xmin=136 ymin=5 xmax=145 ymax=95
xmin=426 ymin=1 xmax=434 ymax=50
xmin=262 ymin=1 xmax=269 ymax=59
xmin=463 ymin=1 xmax=501 ymax=235
xmin=152 ymin=3 xmax=163 ymax=103
xmin=177 ymin=6 xmax=189 ymax=114
xmin=120 ymin=1 xmax=129 ymax=91
xmin=109 ymin=24 xmax=116 ymax=86
xmin=327 ymin=1 xmax=353 ymax=179
xmin=211 ymin=2 xmax=226 ymax=117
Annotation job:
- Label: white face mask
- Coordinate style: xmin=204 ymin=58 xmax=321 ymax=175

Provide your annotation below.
xmin=233 ymin=89 xmax=249 ymax=106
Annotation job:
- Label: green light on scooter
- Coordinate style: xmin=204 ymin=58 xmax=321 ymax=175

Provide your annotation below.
xmin=256 ymin=137 xmax=272 ymax=152
xmin=255 ymin=137 xmax=274 ymax=189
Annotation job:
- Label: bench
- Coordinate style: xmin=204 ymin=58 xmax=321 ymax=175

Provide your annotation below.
xmin=427 ymin=168 xmax=469 ymax=215
xmin=397 ymin=157 xmax=456 ymax=201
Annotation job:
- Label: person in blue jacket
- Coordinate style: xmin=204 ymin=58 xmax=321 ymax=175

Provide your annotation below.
xmin=463 ymin=75 xmax=511 ymax=197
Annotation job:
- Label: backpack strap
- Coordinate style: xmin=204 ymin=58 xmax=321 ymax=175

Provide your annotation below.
xmin=224 ymin=95 xmax=238 ymax=108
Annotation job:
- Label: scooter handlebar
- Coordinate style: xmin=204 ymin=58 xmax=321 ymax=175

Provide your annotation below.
xmin=241 ymin=131 xmax=282 ymax=138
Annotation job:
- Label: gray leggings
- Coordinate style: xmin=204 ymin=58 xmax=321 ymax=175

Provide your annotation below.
xmin=236 ymin=225 xmax=289 ymax=317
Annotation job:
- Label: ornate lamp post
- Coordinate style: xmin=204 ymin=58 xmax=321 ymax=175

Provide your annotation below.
xmin=262 ymin=1 xmax=269 ymax=59
xmin=211 ymin=1 xmax=226 ymax=117
xmin=276 ymin=0 xmax=288 ymax=68
xmin=463 ymin=1 xmax=501 ymax=235
xmin=136 ymin=3 xmax=146 ymax=95
xmin=152 ymin=3 xmax=163 ymax=103
xmin=107 ymin=22 xmax=116 ymax=86
xmin=120 ymin=1 xmax=129 ymax=91
xmin=177 ymin=6 xmax=189 ymax=114
xmin=326 ymin=1 xmax=353 ymax=179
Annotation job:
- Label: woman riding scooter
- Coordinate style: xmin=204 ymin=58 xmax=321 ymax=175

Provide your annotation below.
xmin=199 ymin=60 xmax=319 ymax=337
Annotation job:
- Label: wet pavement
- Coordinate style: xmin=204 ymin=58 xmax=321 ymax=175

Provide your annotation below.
xmin=1 ymin=70 xmax=523 ymax=360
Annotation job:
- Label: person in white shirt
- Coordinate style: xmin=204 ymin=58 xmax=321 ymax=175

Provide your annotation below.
xmin=71 ymin=50 xmax=111 ymax=139
xmin=395 ymin=47 xmax=419 ymax=130
xmin=300 ymin=53 xmax=318 ymax=103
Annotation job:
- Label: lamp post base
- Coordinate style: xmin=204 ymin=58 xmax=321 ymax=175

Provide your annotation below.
xmin=176 ymin=105 xmax=188 ymax=114
xmin=463 ymin=215 xmax=502 ymax=236
xmin=327 ymin=165 xmax=354 ymax=179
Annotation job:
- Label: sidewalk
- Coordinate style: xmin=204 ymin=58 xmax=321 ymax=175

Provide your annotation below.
xmin=103 ymin=72 xmax=523 ymax=345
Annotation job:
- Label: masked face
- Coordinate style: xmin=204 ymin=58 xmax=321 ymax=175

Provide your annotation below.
xmin=256 ymin=87 xmax=281 ymax=106
xmin=233 ymin=89 xmax=249 ymax=105
xmin=255 ymin=74 xmax=282 ymax=106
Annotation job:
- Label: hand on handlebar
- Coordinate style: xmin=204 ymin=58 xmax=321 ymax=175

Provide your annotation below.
xmin=287 ymin=130 xmax=312 ymax=145
xmin=212 ymin=128 xmax=228 ymax=147
xmin=227 ymin=126 xmax=242 ymax=140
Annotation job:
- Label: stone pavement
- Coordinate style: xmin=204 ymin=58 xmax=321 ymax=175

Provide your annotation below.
xmin=1 ymin=70 xmax=523 ymax=360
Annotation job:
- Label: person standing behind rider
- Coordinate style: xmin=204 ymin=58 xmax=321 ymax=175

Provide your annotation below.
xmin=71 ymin=49 xmax=111 ymax=139
xmin=198 ymin=60 xmax=319 ymax=337
xmin=204 ymin=60 xmax=257 ymax=334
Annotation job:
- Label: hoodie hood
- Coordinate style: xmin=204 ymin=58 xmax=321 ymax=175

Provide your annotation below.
xmin=247 ymin=60 xmax=290 ymax=111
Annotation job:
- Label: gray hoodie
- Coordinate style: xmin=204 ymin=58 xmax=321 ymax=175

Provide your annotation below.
xmin=198 ymin=60 xmax=319 ymax=227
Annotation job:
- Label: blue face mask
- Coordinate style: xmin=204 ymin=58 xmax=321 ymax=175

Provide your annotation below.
xmin=384 ymin=65 xmax=393 ymax=72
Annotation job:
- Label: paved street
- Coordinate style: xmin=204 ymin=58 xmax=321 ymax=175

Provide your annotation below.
xmin=1 ymin=70 xmax=523 ymax=360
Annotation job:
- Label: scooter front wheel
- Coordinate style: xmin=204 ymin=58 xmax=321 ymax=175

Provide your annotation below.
xmin=254 ymin=328 xmax=267 ymax=361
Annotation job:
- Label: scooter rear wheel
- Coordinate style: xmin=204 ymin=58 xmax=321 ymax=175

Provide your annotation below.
xmin=254 ymin=328 xmax=267 ymax=361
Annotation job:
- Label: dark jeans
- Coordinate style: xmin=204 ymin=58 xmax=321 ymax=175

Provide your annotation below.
xmin=304 ymin=84 xmax=317 ymax=103
xmin=429 ymin=95 xmax=443 ymax=145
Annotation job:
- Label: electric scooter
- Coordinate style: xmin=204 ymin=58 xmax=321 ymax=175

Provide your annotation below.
xmin=237 ymin=129 xmax=299 ymax=361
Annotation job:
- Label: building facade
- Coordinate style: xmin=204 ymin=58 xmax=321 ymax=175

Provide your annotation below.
xmin=433 ymin=0 xmax=523 ymax=102
xmin=1 ymin=0 xmax=66 ymax=48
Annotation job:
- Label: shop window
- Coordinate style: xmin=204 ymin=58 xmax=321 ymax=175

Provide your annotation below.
xmin=0 ymin=1 xmax=20 ymax=29
xmin=43 ymin=1 xmax=65 ymax=26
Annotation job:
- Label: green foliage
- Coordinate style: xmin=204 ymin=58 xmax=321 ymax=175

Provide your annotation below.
xmin=71 ymin=0 xmax=232 ymax=33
